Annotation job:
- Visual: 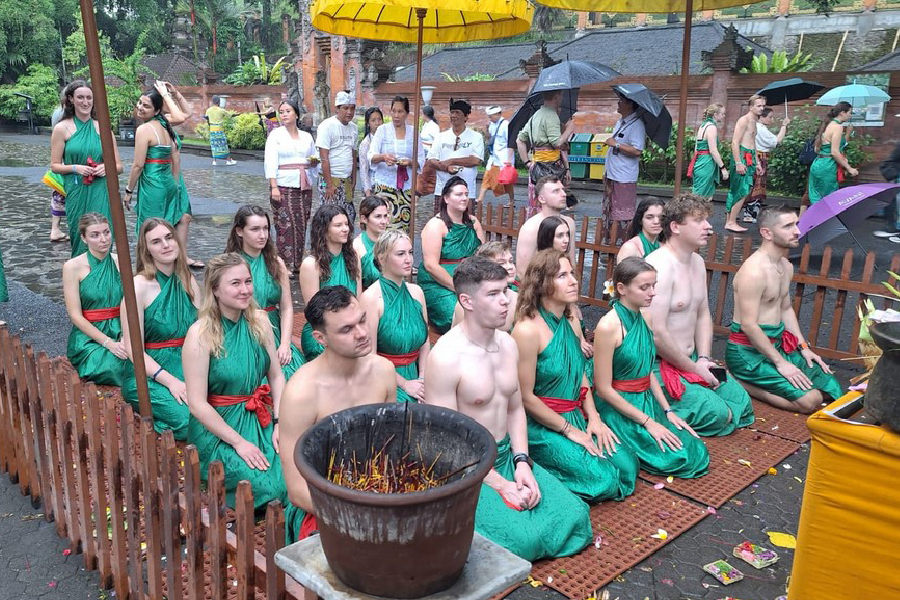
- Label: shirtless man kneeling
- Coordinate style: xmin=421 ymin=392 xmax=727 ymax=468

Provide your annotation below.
xmin=646 ymin=194 xmax=755 ymax=436
xmin=279 ymin=286 xmax=397 ymax=542
xmin=425 ymin=256 xmax=591 ymax=561
xmin=515 ymin=176 xmax=576 ymax=277
xmin=726 ymin=206 xmax=842 ymax=413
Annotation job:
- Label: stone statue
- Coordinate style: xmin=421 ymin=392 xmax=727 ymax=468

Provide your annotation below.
xmin=348 ymin=67 xmax=357 ymax=99
xmin=313 ymin=71 xmax=330 ymax=125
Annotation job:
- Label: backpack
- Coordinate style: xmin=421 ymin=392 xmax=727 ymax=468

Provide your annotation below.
xmin=798 ymin=138 xmax=817 ymax=166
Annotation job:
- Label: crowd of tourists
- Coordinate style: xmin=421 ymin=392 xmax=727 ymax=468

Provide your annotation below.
xmin=0 ymin=82 xmax=852 ymax=564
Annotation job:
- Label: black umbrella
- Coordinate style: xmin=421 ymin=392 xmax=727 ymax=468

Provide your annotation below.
xmin=612 ymin=83 xmax=672 ymax=148
xmin=756 ymin=78 xmax=825 ymax=116
xmin=508 ymin=60 xmax=619 ymax=149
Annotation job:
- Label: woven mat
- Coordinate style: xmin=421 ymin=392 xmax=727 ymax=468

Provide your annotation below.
xmin=748 ymin=399 xmax=812 ymax=444
xmin=527 ymin=482 xmax=709 ymax=599
xmin=641 ymin=429 xmax=800 ymax=508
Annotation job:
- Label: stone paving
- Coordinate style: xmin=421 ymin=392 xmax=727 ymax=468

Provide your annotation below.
xmin=0 ymin=132 xmax=869 ymax=600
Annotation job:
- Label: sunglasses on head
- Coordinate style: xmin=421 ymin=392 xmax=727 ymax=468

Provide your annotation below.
xmin=453 ymin=136 xmax=461 ymax=151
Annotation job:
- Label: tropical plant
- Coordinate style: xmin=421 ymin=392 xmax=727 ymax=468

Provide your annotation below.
xmin=533 ymin=5 xmax=567 ymax=33
xmin=0 ymin=64 xmax=61 ymax=122
xmin=224 ymin=53 xmax=287 ymax=85
xmin=194 ymin=0 xmax=241 ymax=60
xmin=63 ymin=12 xmax=114 ymax=75
xmin=740 ymin=49 xmax=813 ymax=74
xmin=0 ymin=0 xmax=59 ymax=83
xmin=226 ymin=112 xmax=266 ymax=149
xmin=440 ymin=72 xmax=496 ymax=82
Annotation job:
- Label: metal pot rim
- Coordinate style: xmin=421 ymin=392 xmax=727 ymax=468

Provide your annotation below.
xmin=294 ymin=403 xmax=498 ymax=507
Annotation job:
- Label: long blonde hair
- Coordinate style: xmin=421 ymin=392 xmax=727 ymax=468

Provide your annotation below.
xmin=136 ymin=218 xmax=196 ymax=302
xmin=515 ymin=249 xmax=572 ymax=322
xmin=198 ymin=253 xmax=270 ymax=357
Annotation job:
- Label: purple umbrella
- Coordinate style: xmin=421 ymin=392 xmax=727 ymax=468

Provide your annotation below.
xmin=798 ymin=183 xmax=900 ymax=250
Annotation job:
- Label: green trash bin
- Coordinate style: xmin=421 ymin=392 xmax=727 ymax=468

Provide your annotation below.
xmin=568 ymin=133 xmax=592 ymax=179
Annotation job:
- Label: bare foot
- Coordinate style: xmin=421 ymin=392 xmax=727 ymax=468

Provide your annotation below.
xmin=724 ymin=223 xmax=748 ymax=233
xmin=50 ymin=233 xmax=69 ymax=242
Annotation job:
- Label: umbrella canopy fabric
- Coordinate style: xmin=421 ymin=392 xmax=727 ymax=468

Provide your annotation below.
xmin=531 ymin=60 xmax=621 ymax=94
xmin=533 ymin=0 xmax=751 ymax=11
xmin=816 ymin=84 xmax=891 ymax=107
xmin=756 ymin=78 xmax=825 ymax=106
xmin=798 ymin=183 xmax=900 ymax=247
xmin=612 ymin=83 xmax=672 ymax=148
xmin=310 ymin=0 xmax=534 ymax=43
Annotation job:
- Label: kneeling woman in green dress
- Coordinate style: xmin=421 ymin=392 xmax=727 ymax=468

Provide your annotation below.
xmin=226 ymin=205 xmax=305 ymax=380
xmin=121 ymin=218 xmax=201 ymax=439
xmin=360 ymin=230 xmax=430 ymax=402
xmin=418 ymin=176 xmax=485 ymax=334
xmin=593 ymin=257 xmax=709 ymax=478
xmin=513 ymin=249 xmax=639 ymax=502
xmin=182 ymin=253 xmax=288 ymax=508
xmin=63 ymin=213 xmax=128 ymax=385
xmin=299 ymin=204 xmax=360 ymax=361
xmin=352 ymin=195 xmax=390 ymax=289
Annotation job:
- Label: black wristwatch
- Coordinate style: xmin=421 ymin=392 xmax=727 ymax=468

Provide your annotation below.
xmin=272 ymin=417 xmax=279 ymax=425
xmin=512 ymin=453 xmax=532 ymax=468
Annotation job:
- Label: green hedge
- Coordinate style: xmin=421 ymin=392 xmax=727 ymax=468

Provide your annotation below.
xmin=193 ymin=113 xmax=267 ymax=150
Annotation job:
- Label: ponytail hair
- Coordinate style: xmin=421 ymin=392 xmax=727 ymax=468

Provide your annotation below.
xmin=702 ymin=103 xmax=723 ymax=120
xmin=815 ymin=101 xmax=851 ymax=152
xmin=144 ymin=88 xmax=177 ymax=144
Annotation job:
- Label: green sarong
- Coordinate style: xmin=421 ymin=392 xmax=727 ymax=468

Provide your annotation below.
xmin=376 ymin=277 xmax=428 ymax=403
xmin=653 ymin=353 xmax=755 ymax=437
xmin=172 ymin=128 xmax=192 ymax=223
xmin=187 ymin=315 xmax=286 ymax=509
xmin=595 ymin=302 xmax=709 ymax=478
xmin=359 ymin=233 xmax=381 ymax=290
xmin=0 ymin=242 xmax=7 ymax=302
xmin=691 ymin=137 xmax=720 ymax=198
xmin=242 ymin=252 xmax=304 ymax=380
xmin=475 ymin=435 xmax=592 ymax=561
xmin=725 ymin=146 xmax=756 ymax=212
xmin=135 ymin=127 xmax=180 ymax=230
xmin=64 ymin=117 xmax=113 ymax=257
xmin=300 ymin=252 xmax=358 ymax=361
xmin=807 ymin=139 xmax=846 ymax=204
xmin=122 ymin=272 xmax=195 ymax=439
xmin=638 ymin=232 xmax=659 ymax=257
xmin=725 ymin=322 xmax=843 ymax=403
xmin=528 ymin=308 xmax=639 ymax=502
xmin=66 ymin=251 xmax=127 ymax=386
xmin=418 ymin=223 xmax=480 ymax=334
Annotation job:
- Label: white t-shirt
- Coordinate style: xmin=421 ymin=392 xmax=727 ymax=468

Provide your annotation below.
xmin=604 ymin=115 xmax=646 ymax=184
xmin=487 ymin=118 xmax=511 ymax=168
xmin=315 ymin=115 xmax=358 ymax=179
xmin=427 ymin=127 xmax=484 ymax=197
xmin=756 ymin=125 xmax=779 ymax=153
xmin=421 ymin=120 xmax=440 ymax=153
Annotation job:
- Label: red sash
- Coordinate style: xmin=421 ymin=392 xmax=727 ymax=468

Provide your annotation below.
xmin=146 ymin=158 xmax=171 ymax=164
xmin=742 ymin=150 xmax=754 ymax=167
xmin=659 ymin=360 xmax=710 ymax=401
xmin=378 ymin=350 xmax=420 ymax=367
xmin=208 ymin=385 xmax=274 ymax=428
xmin=538 ymin=386 xmax=588 ymax=414
xmin=299 ymin=513 xmax=318 ymax=540
xmin=83 ymin=307 xmax=121 ymax=322
xmin=686 ymin=149 xmax=710 ymax=178
xmin=439 ymin=258 xmax=464 ymax=265
xmin=611 ymin=375 xmax=651 ymax=393
xmin=145 ymin=337 xmax=185 ymax=350
xmin=728 ymin=329 xmax=799 ymax=354
xmin=263 ymin=305 xmax=277 ymax=312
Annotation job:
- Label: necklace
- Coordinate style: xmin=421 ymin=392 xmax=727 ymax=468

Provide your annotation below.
xmin=461 ymin=326 xmax=500 ymax=353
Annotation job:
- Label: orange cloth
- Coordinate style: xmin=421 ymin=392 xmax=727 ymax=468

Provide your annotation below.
xmin=378 ymin=350 xmax=420 ymax=367
xmin=208 ymin=384 xmax=274 ymax=428
xmin=538 ymin=386 xmax=589 ymax=414
xmin=611 ymin=375 xmax=652 ymax=393
xmin=728 ymin=329 xmax=799 ymax=353
xmin=658 ymin=359 xmax=710 ymax=400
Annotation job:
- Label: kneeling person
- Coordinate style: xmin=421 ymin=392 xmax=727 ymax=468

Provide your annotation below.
xmin=280 ymin=286 xmax=397 ymax=542
xmin=727 ymin=206 xmax=842 ymax=412
xmin=425 ymin=256 xmax=592 ymax=561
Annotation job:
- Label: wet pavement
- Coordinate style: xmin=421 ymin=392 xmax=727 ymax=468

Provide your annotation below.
xmin=0 ymin=132 xmax=881 ymax=600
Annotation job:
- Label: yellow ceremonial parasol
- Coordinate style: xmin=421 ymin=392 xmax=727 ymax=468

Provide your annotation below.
xmin=311 ymin=0 xmax=534 ymax=232
xmin=531 ymin=0 xmax=768 ymax=193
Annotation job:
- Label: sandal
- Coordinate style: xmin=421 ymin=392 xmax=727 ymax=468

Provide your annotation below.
xmin=188 ymin=259 xmax=205 ymax=269
xmin=50 ymin=234 xmax=70 ymax=243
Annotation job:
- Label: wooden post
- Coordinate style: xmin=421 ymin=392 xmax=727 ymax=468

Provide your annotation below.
xmin=160 ymin=431 xmax=183 ymax=600
xmin=235 ymin=481 xmax=255 ymax=600
xmin=409 ymin=8 xmax=426 ymax=241
xmin=38 ymin=355 xmax=66 ymax=537
xmin=68 ymin=373 xmax=95 ymax=565
xmin=208 ymin=461 xmax=228 ymax=598
xmin=183 ymin=446 xmax=205 ymax=600
xmin=104 ymin=398 xmax=128 ymax=599
xmin=673 ymin=0 xmax=694 ymax=195
xmin=77 ymin=0 xmax=152 ymax=418
xmin=85 ymin=383 xmax=112 ymax=588
xmin=140 ymin=417 xmax=163 ymax=598
xmin=265 ymin=501 xmax=286 ymax=600
xmin=120 ymin=404 xmax=142 ymax=599
xmin=54 ymin=369 xmax=78 ymax=548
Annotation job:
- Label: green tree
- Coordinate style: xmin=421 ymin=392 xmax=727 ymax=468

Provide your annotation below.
xmin=0 ymin=64 xmax=61 ymax=122
xmin=63 ymin=12 xmax=114 ymax=75
xmin=195 ymin=0 xmax=241 ymax=60
xmin=0 ymin=0 xmax=58 ymax=82
xmin=740 ymin=49 xmax=813 ymax=74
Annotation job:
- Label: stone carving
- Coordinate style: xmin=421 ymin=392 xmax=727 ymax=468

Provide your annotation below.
xmin=348 ymin=67 xmax=357 ymax=99
xmin=313 ymin=71 xmax=331 ymax=125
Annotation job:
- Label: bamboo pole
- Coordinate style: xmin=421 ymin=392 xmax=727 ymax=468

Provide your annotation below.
xmin=409 ymin=8 xmax=426 ymax=240
xmin=78 ymin=0 xmax=152 ymax=418
xmin=672 ymin=0 xmax=694 ymax=195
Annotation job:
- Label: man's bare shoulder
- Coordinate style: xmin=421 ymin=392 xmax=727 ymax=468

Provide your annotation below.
xmin=688 ymin=251 xmax=706 ymax=272
xmin=496 ymin=329 xmax=519 ymax=356
xmin=370 ymin=353 xmax=397 ymax=379
xmin=431 ymin=328 xmax=463 ymax=358
xmin=645 ymin=245 xmax=672 ymax=269
xmin=519 ymin=214 xmax=542 ymax=233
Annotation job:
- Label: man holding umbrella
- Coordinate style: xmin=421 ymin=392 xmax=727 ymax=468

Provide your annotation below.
xmin=516 ymin=91 xmax=575 ymax=217
xmin=603 ymin=93 xmax=647 ymax=231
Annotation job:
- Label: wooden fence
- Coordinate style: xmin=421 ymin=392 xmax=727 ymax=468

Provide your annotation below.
xmin=476 ymin=203 xmax=900 ymax=360
xmin=0 ymin=326 xmax=304 ymax=600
